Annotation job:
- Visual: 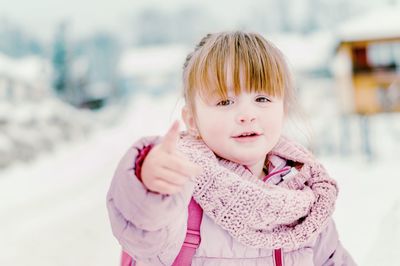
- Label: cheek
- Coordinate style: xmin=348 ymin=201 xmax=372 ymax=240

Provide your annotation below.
xmin=263 ymin=106 xmax=285 ymax=132
xmin=197 ymin=113 xmax=220 ymax=133
xmin=196 ymin=111 xmax=229 ymax=138
xmin=273 ymin=108 xmax=285 ymax=125
xmin=194 ymin=108 xmax=212 ymax=132
xmin=273 ymin=112 xmax=285 ymax=130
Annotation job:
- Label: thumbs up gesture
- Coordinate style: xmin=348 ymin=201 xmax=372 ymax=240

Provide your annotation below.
xmin=141 ymin=121 xmax=202 ymax=195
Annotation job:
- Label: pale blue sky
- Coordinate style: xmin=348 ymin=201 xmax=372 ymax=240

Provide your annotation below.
xmin=0 ymin=0 xmax=391 ymax=42
xmin=0 ymin=0 xmax=250 ymax=41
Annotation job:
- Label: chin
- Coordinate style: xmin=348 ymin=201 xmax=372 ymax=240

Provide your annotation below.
xmin=230 ymin=156 xmax=261 ymax=166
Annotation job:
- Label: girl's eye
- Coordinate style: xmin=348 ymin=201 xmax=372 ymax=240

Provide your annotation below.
xmin=216 ymin=99 xmax=234 ymax=106
xmin=256 ymin=96 xmax=271 ymax=103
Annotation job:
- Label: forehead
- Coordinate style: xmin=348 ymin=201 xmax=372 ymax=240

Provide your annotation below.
xmin=198 ymin=63 xmax=276 ymax=101
xmin=185 ymin=32 xmax=290 ymax=110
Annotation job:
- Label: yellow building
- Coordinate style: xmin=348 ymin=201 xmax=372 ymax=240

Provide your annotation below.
xmin=334 ymin=5 xmax=400 ymax=115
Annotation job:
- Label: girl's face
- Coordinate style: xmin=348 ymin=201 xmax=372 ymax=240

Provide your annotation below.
xmin=191 ymin=90 xmax=285 ymax=167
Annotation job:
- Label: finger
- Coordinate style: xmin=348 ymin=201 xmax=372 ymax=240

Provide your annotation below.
xmin=154 ymin=167 xmax=191 ymax=186
xmin=163 ymin=155 xmax=202 ymax=177
xmin=160 ymin=120 xmax=180 ymax=153
xmin=175 ymin=152 xmax=203 ymax=176
xmin=151 ymin=179 xmax=185 ymax=195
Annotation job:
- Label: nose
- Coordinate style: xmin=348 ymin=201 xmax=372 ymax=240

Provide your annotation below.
xmin=234 ymin=95 xmax=257 ymax=124
xmin=236 ymin=112 xmax=256 ymax=124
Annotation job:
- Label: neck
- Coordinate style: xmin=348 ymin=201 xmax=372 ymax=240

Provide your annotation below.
xmin=245 ymin=157 xmax=267 ymax=179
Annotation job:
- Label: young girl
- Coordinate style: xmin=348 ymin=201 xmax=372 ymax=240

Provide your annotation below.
xmin=107 ymin=31 xmax=356 ymax=265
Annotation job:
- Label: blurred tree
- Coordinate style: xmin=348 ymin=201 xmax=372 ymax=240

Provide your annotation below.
xmin=132 ymin=8 xmax=172 ymax=46
xmin=171 ymin=6 xmax=214 ymax=44
xmin=0 ymin=17 xmax=43 ymax=57
xmin=74 ymin=32 xmax=121 ymax=108
xmin=277 ymin=0 xmax=291 ymax=32
xmin=83 ymin=32 xmax=120 ymax=84
xmin=52 ymin=22 xmax=70 ymax=96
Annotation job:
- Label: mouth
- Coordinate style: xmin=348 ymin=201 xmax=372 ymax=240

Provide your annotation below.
xmin=232 ymin=131 xmax=262 ymax=139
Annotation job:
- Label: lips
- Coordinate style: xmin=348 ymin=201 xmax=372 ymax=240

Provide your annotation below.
xmin=232 ymin=131 xmax=262 ymax=143
xmin=232 ymin=131 xmax=262 ymax=138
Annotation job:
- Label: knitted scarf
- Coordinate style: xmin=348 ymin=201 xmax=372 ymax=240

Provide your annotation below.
xmin=177 ymin=133 xmax=337 ymax=250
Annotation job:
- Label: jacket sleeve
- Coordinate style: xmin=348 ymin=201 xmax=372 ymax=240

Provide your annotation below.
xmin=106 ymin=136 xmax=196 ymax=265
xmin=313 ymin=219 xmax=357 ymax=266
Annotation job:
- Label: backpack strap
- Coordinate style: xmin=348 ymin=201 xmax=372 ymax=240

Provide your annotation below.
xmin=172 ymin=197 xmax=203 ymax=265
xmin=273 ymin=248 xmax=284 ymax=266
xmin=120 ymin=250 xmax=133 ymax=266
xmin=120 ymin=197 xmax=203 ymax=266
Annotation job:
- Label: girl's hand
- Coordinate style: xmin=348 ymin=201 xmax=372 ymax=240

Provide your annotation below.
xmin=141 ymin=121 xmax=202 ymax=195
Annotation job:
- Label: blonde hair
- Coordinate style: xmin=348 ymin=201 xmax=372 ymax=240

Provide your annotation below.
xmin=182 ymin=31 xmax=297 ymax=115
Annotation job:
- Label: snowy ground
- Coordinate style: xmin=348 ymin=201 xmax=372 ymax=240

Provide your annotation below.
xmin=1 ymin=92 xmax=399 ymax=266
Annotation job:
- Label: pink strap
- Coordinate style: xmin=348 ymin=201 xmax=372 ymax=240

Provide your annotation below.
xmin=121 ymin=156 xmax=287 ymax=265
xmin=273 ymin=248 xmax=284 ymax=266
xmin=120 ymin=197 xmax=203 ymax=266
xmin=120 ymin=250 xmax=133 ymax=266
xmin=172 ymin=197 xmax=203 ymax=265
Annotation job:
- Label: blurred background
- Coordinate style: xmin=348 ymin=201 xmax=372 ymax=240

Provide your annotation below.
xmin=1 ymin=0 xmax=399 ymax=265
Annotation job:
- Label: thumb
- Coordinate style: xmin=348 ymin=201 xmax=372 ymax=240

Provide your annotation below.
xmin=160 ymin=120 xmax=180 ymax=153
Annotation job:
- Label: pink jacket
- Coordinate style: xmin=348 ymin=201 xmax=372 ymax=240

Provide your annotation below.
xmin=106 ymin=136 xmax=356 ymax=265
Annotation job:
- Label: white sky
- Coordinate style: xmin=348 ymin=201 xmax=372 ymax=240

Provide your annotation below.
xmin=0 ymin=0 xmax=250 ymax=42
xmin=1 ymin=0 xmax=393 ymax=42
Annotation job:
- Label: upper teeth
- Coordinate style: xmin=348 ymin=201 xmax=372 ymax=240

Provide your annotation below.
xmin=242 ymin=133 xmax=254 ymax=136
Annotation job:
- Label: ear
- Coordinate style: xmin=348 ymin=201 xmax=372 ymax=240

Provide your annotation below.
xmin=182 ymin=105 xmax=197 ymax=132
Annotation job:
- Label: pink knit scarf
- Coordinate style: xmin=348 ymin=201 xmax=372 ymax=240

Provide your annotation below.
xmin=177 ymin=133 xmax=338 ymax=249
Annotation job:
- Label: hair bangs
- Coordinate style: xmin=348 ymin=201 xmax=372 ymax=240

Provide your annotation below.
xmin=184 ymin=32 xmax=292 ymax=110
xmin=190 ymin=38 xmax=231 ymax=102
xmin=237 ymin=34 xmax=287 ymax=98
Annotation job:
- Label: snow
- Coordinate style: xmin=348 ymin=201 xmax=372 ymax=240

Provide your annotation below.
xmin=118 ymin=45 xmax=190 ymax=77
xmin=327 ymin=155 xmax=400 ymax=265
xmin=0 ymin=53 xmax=51 ymax=84
xmin=0 ymin=98 xmax=104 ymax=168
xmin=268 ymin=31 xmax=336 ymax=73
xmin=0 ymin=93 xmax=182 ymax=266
xmin=336 ymin=4 xmax=400 ymax=42
xmin=1 ymin=88 xmax=399 ymax=265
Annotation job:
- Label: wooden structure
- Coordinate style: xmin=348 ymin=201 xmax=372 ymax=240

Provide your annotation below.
xmin=334 ymin=5 xmax=400 ymax=115
xmin=333 ymin=5 xmax=400 ymax=158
